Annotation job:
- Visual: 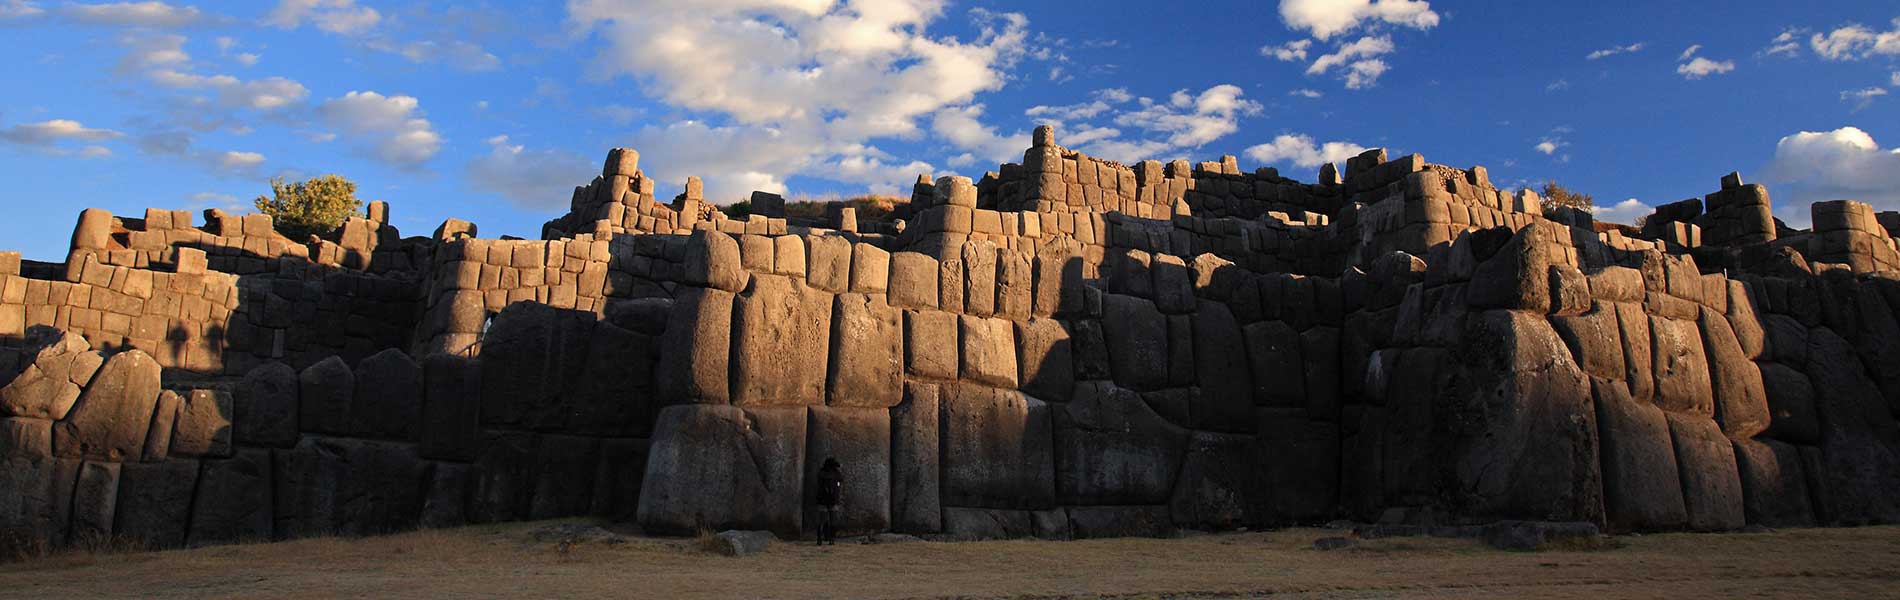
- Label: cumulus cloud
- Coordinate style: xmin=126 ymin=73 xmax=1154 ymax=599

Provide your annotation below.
xmin=62 ymin=1 xmax=201 ymax=27
xmin=1278 ymin=0 xmax=1438 ymax=41
xmin=931 ymin=104 xmax=1030 ymax=165
xmin=1843 ymin=87 xmax=1888 ymax=112
xmin=116 ymin=32 xmax=189 ymax=71
xmin=1586 ymin=42 xmax=1644 ymax=60
xmin=1243 ymin=133 xmax=1366 ymax=169
xmin=567 ymin=0 xmax=1032 ymax=198
xmin=265 ymin=0 xmax=380 ymax=35
xmin=1290 ymin=88 xmax=1324 ymax=98
xmin=1676 ymin=45 xmax=1734 ymax=79
xmin=315 ymin=91 xmax=442 ymax=168
xmin=365 ymin=38 xmax=501 ymax=72
xmin=0 ymin=119 xmax=122 ymax=145
xmin=1809 ymin=19 xmax=1900 ymax=61
xmin=1590 ymin=199 xmax=1653 ymax=226
xmin=1763 ymin=28 xmax=1806 ymax=57
xmin=0 ymin=1 xmax=44 ymax=19
xmin=1022 ymin=84 xmax=1265 ymax=163
xmin=149 ymin=70 xmax=309 ymax=110
xmin=1024 ymin=88 xmax=1128 ymax=121
xmin=216 ymin=150 xmax=264 ymax=170
xmin=465 ymin=135 xmax=595 ymax=209
xmin=1262 ymin=39 xmax=1312 ymax=62
xmin=1760 ymin=126 xmax=1900 ymax=225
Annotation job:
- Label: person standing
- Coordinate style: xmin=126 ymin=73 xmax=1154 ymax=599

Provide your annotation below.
xmin=815 ymin=458 xmax=844 ymax=546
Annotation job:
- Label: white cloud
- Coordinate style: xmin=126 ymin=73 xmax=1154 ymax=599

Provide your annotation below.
xmin=1115 ymin=85 xmax=1264 ymax=149
xmin=217 ymin=150 xmax=264 ymax=170
xmin=1545 ymin=78 xmax=1570 ymax=92
xmin=1021 ymin=84 xmax=1265 ymax=163
xmin=1893 ymin=71 xmax=1900 ymax=87
xmin=265 ymin=0 xmax=380 ymax=35
xmin=1308 ymin=35 xmax=1391 ymax=74
xmin=79 ymin=145 xmax=112 ymax=159
xmin=1290 ymin=88 xmax=1323 ymax=98
xmin=315 ymin=91 xmax=442 ymax=168
xmin=1760 ymin=126 xmax=1900 ymax=226
xmin=62 ymin=1 xmax=200 ymax=27
xmin=1763 ymin=28 xmax=1806 ymax=57
xmin=1586 ymin=42 xmax=1644 ymax=60
xmin=1810 ymin=19 xmax=1900 ymax=61
xmin=1843 ymin=87 xmax=1888 ymax=112
xmin=1262 ymin=39 xmax=1312 ymax=62
xmin=150 ymin=70 xmax=309 ymax=110
xmin=1244 ymin=133 xmax=1366 ymax=170
xmin=1344 ymin=59 xmax=1389 ymax=89
xmin=932 ymin=104 xmax=1030 ymax=164
xmin=465 ymin=135 xmax=595 ymax=209
xmin=1024 ymin=88 xmax=1128 ymax=121
xmin=116 ymin=32 xmax=189 ymax=71
xmin=566 ymin=1 xmax=1032 ymax=197
xmin=0 ymin=119 xmax=122 ymax=145
xmin=1675 ymin=45 xmax=1734 ymax=79
xmin=0 ymin=0 xmax=43 ymax=19
xmin=1278 ymin=0 xmax=1438 ymax=41
xmin=1590 ymin=199 xmax=1652 ymax=225
xmin=365 ymin=39 xmax=501 ymax=72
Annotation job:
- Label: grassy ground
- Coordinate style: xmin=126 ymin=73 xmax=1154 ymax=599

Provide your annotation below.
xmin=5 ymin=521 xmax=1899 ymax=599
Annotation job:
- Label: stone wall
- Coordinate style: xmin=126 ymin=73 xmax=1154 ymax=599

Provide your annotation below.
xmin=4 ymin=125 xmax=1900 ymax=552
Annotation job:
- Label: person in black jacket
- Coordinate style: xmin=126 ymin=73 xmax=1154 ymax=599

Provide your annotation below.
xmin=815 ymin=457 xmax=844 ymax=546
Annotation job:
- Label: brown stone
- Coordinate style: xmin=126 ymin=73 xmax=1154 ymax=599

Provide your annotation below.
xmin=1667 ymin=413 xmax=1745 ymax=531
xmin=1650 ymin=316 xmax=1713 ymax=417
xmin=53 ymin=350 xmax=161 ymax=461
xmin=959 ymin=315 xmax=1019 ymax=389
xmin=732 ymin=275 xmax=831 ymax=406
xmin=829 ymin=293 xmax=904 ymax=408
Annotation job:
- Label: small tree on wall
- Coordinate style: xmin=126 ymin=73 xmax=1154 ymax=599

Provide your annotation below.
xmin=1540 ymin=181 xmax=1596 ymax=211
xmin=254 ymin=174 xmax=365 ymax=240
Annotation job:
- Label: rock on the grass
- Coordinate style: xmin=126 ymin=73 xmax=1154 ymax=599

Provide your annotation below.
xmin=711 ymin=530 xmax=775 ymax=556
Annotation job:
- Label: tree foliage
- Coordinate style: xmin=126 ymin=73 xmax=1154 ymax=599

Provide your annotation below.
xmin=1540 ymin=181 xmax=1596 ymax=211
xmin=254 ymin=174 xmax=365 ymax=240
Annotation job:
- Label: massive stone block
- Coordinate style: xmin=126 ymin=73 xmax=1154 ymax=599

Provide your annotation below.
xmin=478 ymin=302 xmax=595 ymax=429
xmin=940 ymin=384 xmax=1054 ymax=509
xmin=1666 ymin=414 xmax=1745 ymax=531
xmin=1446 ymin=311 xmax=1601 ymax=524
xmin=804 ymin=407 xmax=891 ymax=536
xmin=1191 ymin=302 xmax=1253 ymax=432
xmin=115 ymin=458 xmax=199 ymax=548
xmin=170 ymin=389 xmax=233 ymax=458
xmin=1551 ymin=305 xmax=1624 ymax=383
xmin=962 ymin=241 xmax=998 ymax=317
xmin=891 ymin=382 xmax=940 ymax=534
xmin=1593 ymin=378 xmax=1687 ymax=532
xmin=683 ymin=229 xmax=746 ymax=292
xmin=887 ymin=252 xmax=939 ymax=310
xmin=235 ymin=362 xmax=299 ymax=448
xmin=0 ymin=330 xmax=101 ymax=420
xmin=805 ymin=234 xmax=852 ymax=293
xmin=1099 ymin=293 xmax=1169 ymax=391
xmin=421 ymin=354 xmax=482 ymax=460
xmin=904 ymin=309 xmax=958 ymax=381
xmin=1169 ymin=432 xmax=1259 ymax=529
xmin=1254 ymin=413 xmax=1338 ymax=525
xmin=829 ymin=293 xmax=904 ymax=408
xmin=1015 ymin=318 xmax=1074 ymax=402
xmin=189 ymin=447 xmax=273 ymax=546
xmin=570 ymin=321 xmax=659 ymax=436
xmin=1614 ymin=302 xmax=1655 ymax=402
xmin=53 ymin=350 xmax=161 ymax=461
xmin=299 ymin=356 xmax=354 ymax=435
xmin=1759 ymin=362 xmax=1819 ymax=444
xmin=1243 ymin=320 xmax=1304 ymax=407
xmin=530 ymin=435 xmax=599 ymax=520
xmin=1804 ymin=328 xmax=1900 ymax=525
xmin=732 ymin=274 xmax=831 ymax=406
xmin=1732 ymin=438 xmax=1814 ymax=528
xmin=589 ymin=438 xmax=647 ymax=522
xmin=959 ymin=315 xmax=1019 ymax=389
xmin=941 ymin=507 xmax=1033 ymax=540
xmin=657 ymin=286 xmax=734 ymax=404
xmin=1650 ymin=316 xmax=1713 ymax=417
xmin=1699 ymin=307 xmax=1768 ymax=439
xmin=1055 ymin=381 xmax=1188 ymax=505
xmin=639 ymin=405 xmax=807 ymax=537
xmin=69 ymin=461 xmax=118 ymax=541
xmin=353 ymin=349 xmax=423 ymax=441
xmin=276 ymin=437 xmax=430 ymax=538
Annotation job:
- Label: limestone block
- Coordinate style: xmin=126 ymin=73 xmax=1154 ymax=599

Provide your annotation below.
xmin=0 ymin=417 xmax=51 ymax=458
xmin=936 ymin=176 xmax=977 ymax=207
xmin=805 ymin=234 xmax=852 ymax=293
xmin=53 ymin=350 xmax=161 ymax=461
xmin=829 ymin=293 xmax=904 ymax=408
xmin=887 ymin=252 xmax=939 ymax=310
xmin=1301 ymin=326 xmax=1341 ymax=421
xmin=1650 ymin=316 xmax=1714 ymax=417
xmin=772 ymin=234 xmax=806 ymax=278
xmin=1614 ymin=302 xmax=1654 ymax=402
xmin=739 ymin=234 xmax=775 ymax=273
xmin=1192 ymin=301 xmax=1253 ymax=431
xmin=1733 ymin=438 xmax=1815 ymax=528
xmin=891 ymin=382 xmax=941 ymax=533
xmin=1593 ymin=378 xmax=1687 ymax=532
xmin=732 ymin=274 xmax=831 ymax=406
xmin=938 ymin=254 xmax=965 ymax=313
xmin=639 ymin=405 xmax=807 ymax=537
xmin=352 ymin=349 xmax=423 ymax=441
xmin=849 ymin=243 xmax=890 ymax=294
xmin=275 ymin=437 xmax=429 ymax=537
xmin=996 ymin=248 xmax=1033 ymax=320
xmin=683 ymin=229 xmax=746 ymax=293
xmin=959 ymin=315 xmax=1019 ymax=389
xmin=1548 ymin=264 xmax=1590 ymax=316
xmin=804 ymin=407 xmax=891 ymax=536
xmin=189 ymin=447 xmax=272 ymax=546
xmin=1066 ymin=505 xmax=1173 ymax=540
xmin=1759 ymin=362 xmax=1818 ymax=444
xmin=1054 ymin=382 xmax=1188 ymax=505
xmin=1169 ymin=432 xmax=1260 ymax=529
xmin=1698 ymin=307 xmax=1768 ymax=439
xmin=1243 ymin=320 xmax=1305 ymax=408
xmin=1151 ymin=254 xmax=1195 ymax=314
xmin=1725 ymin=280 xmax=1765 ymax=360
xmin=1100 ymin=294 xmax=1169 ymax=391
xmin=1034 ymin=249 xmax=1080 ymax=317
xmin=604 ymin=148 xmax=640 ymax=177
xmin=0 ymin=330 xmax=102 ymax=420
xmin=478 ymin=303 xmax=595 ymax=429
xmin=1108 ymin=249 xmax=1154 ymax=298
xmin=0 ymin=455 xmax=78 ymax=547
xmin=1551 ymin=305 xmax=1626 ymax=383
xmin=1803 ymin=329 xmax=1900 ymax=524
xmin=940 ymin=384 xmax=1054 ymax=509
xmin=170 ymin=389 xmax=233 ymax=458
xmin=1667 ymin=414 xmax=1745 ymax=531
xmin=69 ymin=461 xmax=119 ymax=540
xmin=1762 ymin=314 xmax=1808 ymax=365
xmin=904 ymin=309 xmax=958 ymax=381
xmin=657 ymin=286 xmax=734 ymax=404
xmin=962 ymin=241 xmax=998 ymax=317
xmin=1447 ymin=311 xmax=1600 ymax=524
xmin=941 ymin=507 xmax=1032 ymax=540
xmin=115 ymin=458 xmax=199 ymax=548
xmin=530 ymin=435 xmax=600 ymax=520
xmin=298 ymin=356 xmax=354 ymax=435
xmin=421 ymin=354 xmax=481 ymax=461
xmin=1015 ymin=318 xmax=1074 ymax=403
xmin=140 ymin=391 xmax=178 ymax=461
xmin=1254 ymin=413 xmax=1339 ymax=524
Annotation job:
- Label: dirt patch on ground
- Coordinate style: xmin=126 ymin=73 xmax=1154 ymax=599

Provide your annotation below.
xmin=4 ymin=522 xmax=1899 ymax=599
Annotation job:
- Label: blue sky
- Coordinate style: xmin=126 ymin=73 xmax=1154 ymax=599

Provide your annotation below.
xmin=1 ymin=0 xmax=1897 ymax=262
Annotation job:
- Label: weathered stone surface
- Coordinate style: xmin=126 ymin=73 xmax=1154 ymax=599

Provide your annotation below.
xmin=710 ymin=530 xmax=774 ymax=556
xmin=849 ymin=243 xmax=890 ymax=294
xmin=1169 ymin=432 xmax=1259 ymax=529
xmin=140 ymin=391 xmax=179 ymax=462
xmin=829 ymin=294 xmax=904 ymax=408
xmin=1551 ymin=305 xmax=1624 ymax=383
xmin=275 ymin=437 xmax=430 ymax=538
xmin=1055 ymin=382 xmax=1188 ymax=505
xmin=640 ymin=405 xmax=807 ymax=537
xmin=235 ymin=362 xmax=298 ymax=448
xmin=0 ymin=417 xmax=52 ymax=458
xmin=684 ymin=230 xmax=746 ymax=292
xmin=941 ymin=384 xmax=1054 ymax=509
xmin=905 ymin=309 xmax=958 ymax=381
xmin=0 ymin=455 xmax=77 ymax=547
xmin=0 ymin=330 xmax=101 ymax=420
xmin=421 ymin=354 xmax=481 ymax=460
xmin=170 ymin=389 xmax=233 ymax=458
xmin=115 ymin=458 xmax=198 ymax=548
xmin=1254 ymin=413 xmax=1338 ymax=525
xmin=299 ymin=356 xmax=354 ymax=435
xmin=959 ymin=315 xmax=1019 ymax=389
xmin=1447 ymin=311 xmax=1601 ymax=524
xmin=1804 ymin=329 xmax=1900 ymax=525
xmin=1614 ymin=302 xmax=1654 ymax=402
xmin=1191 ymin=302 xmax=1253 ymax=432
xmin=1100 ymin=294 xmax=1169 ymax=391
xmin=805 ymin=234 xmax=852 ymax=293
xmin=1759 ymin=362 xmax=1819 ymax=444
xmin=589 ymin=438 xmax=647 ymax=522
xmin=1066 ymin=505 xmax=1174 ymax=539
xmin=1015 ymin=318 xmax=1074 ymax=403
xmin=530 ymin=434 xmax=599 ymax=520
xmin=189 ymin=447 xmax=273 ymax=546
xmin=1732 ymin=438 xmax=1814 ymax=528
xmin=1301 ymin=326 xmax=1341 ymax=421
xmin=1031 ymin=508 xmax=1070 ymax=540
xmin=1593 ymin=378 xmax=1687 ymax=532
xmin=732 ymin=274 xmax=831 ymax=406
xmin=1650 ymin=316 xmax=1713 ymax=417
xmin=1700 ymin=307 xmax=1769 ymax=439
xmin=941 ymin=507 xmax=1032 ymax=540
xmin=69 ymin=461 xmax=119 ymax=541
xmin=1152 ymin=254 xmax=1194 ymax=313
xmin=962 ymin=241 xmax=998 ymax=317
xmin=478 ymin=303 xmax=595 ymax=429
xmin=657 ymin=286 xmax=734 ymax=404
xmin=352 ymin=349 xmax=422 ymax=440
xmin=996 ymin=248 xmax=1033 ymax=320
xmin=1243 ymin=321 xmax=1304 ymax=407
xmin=421 ymin=461 xmax=472 ymax=529
xmin=1666 ymin=413 xmax=1745 ymax=531
xmin=54 ymin=350 xmax=161 ymax=461
xmin=804 ymin=407 xmax=890 ymax=535
xmin=887 ymin=252 xmax=939 ymax=309
xmin=469 ymin=432 xmax=535 ymax=524
xmin=890 ymin=382 xmax=940 ymax=534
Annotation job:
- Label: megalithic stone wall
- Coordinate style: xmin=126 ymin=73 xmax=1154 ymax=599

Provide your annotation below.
xmin=4 ymin=125 xmax=1900 ymax=552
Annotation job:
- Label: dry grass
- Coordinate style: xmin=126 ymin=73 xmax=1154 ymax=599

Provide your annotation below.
xmin=4 ymin=521 xmax=1899 ymax=599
